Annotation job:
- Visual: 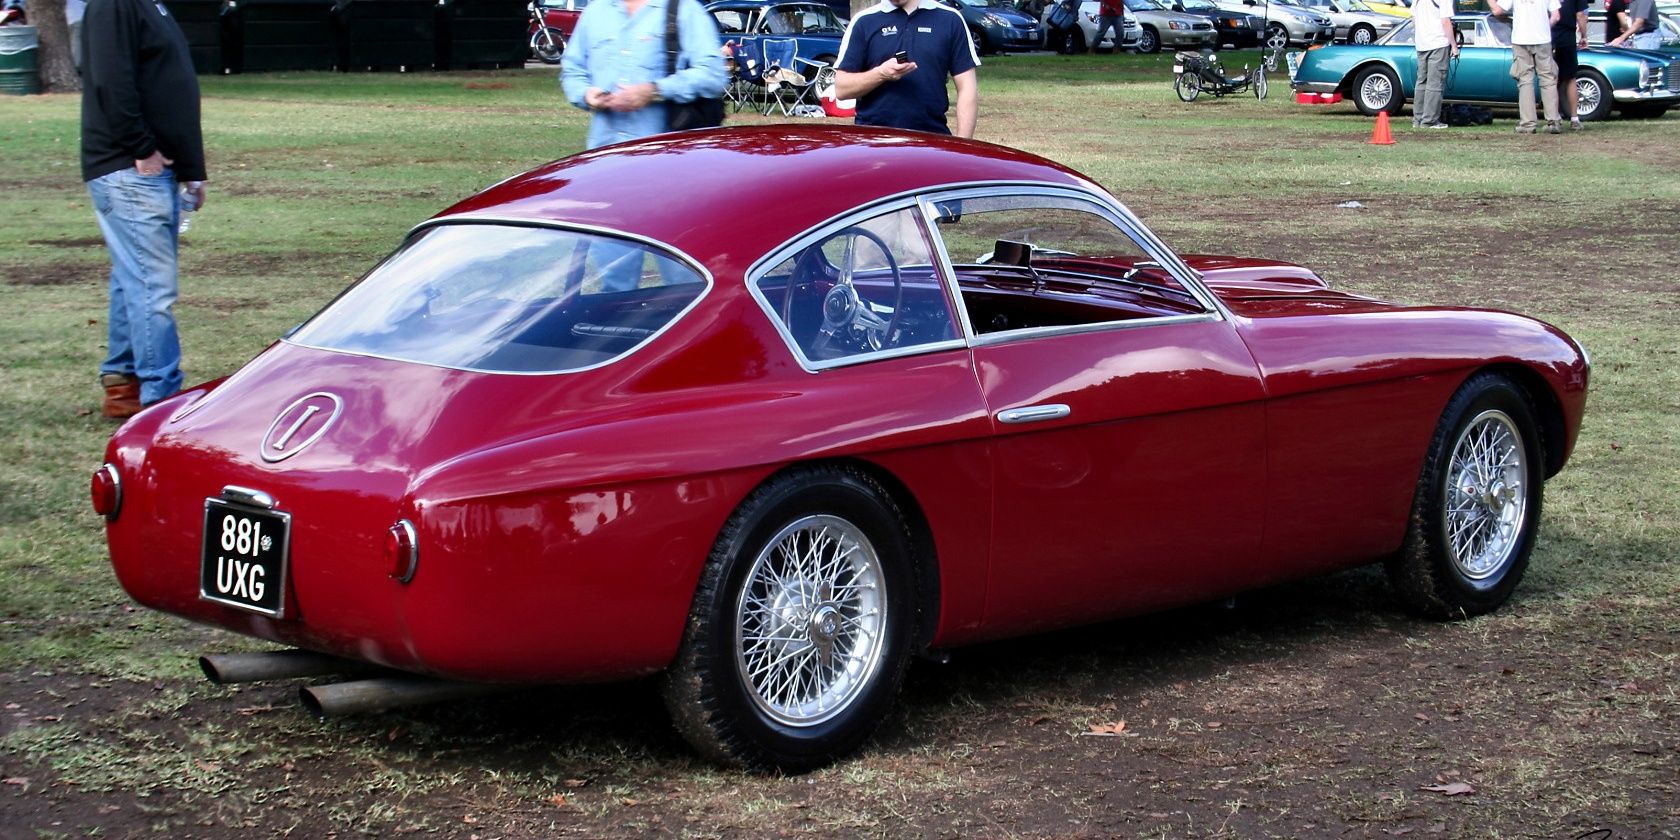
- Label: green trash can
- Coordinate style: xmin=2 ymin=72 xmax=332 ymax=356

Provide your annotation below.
xmin=0 ymin=25 xmax=41 ymax=96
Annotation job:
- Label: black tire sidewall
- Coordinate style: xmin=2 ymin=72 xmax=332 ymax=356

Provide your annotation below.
xmin=1141 ymin=27 xmax=1159 ymax=53
xmin=1576 ymin=71 xmax=1612 ymax=121
xmin=1353 ymin=65 xmax=1400 ymax=116
xmin=691 ymin=471 xmax=915 ymax=770
xmin=1414 ymin=377 xmax=1545 ymax=614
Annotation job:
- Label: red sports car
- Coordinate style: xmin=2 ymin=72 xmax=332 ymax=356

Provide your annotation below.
xmin=96 ymin=126 xmax=1588 ymax=772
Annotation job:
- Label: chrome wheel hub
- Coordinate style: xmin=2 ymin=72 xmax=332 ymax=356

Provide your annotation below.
xmin=1444 ymin=410 xmax=1528 ymax=581
xmin=735 ymin=515 xmax=886 ymax=727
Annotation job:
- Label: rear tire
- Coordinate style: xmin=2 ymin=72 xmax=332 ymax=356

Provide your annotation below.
xmin=1386 ymin=373 xmax=1545 ymax=620
xmin=1351 ymin=64 xmax=1403 ymax=115
xmin=1058 ymin=28 xmax=1086 ymax=54
xmin=1175 ymin=72 xmax=1201 ymax=101
xmin=662 ymin=466 xmax=917 ymax=772
xmin=1348 ymin=23 xmax=1376 ymax=44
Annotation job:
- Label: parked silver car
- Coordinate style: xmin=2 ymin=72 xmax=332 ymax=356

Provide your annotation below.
xmin=1287 ymin=0 xmax=1400 ymax=44
xmin=1125 ymin=0 xmax=1219 ymax=52
xmin=1213 ymin=0 xmax=1335 ymax=49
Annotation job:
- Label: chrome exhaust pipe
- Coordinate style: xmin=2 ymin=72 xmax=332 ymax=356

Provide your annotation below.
xmin=299 ymin=677 xmax=510 ymax=718
xmin=199 ymin=650 xmax=362 ymax=684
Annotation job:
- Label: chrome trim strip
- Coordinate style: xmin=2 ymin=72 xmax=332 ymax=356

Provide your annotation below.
xmin=996 ymin=404 xmax=1071 ymax=424
xmin=285 ymin=216 xmax=716 ymax=378
xmin=1612 ymin=87 xmax=1680 ymax=101
xmin=221 ymin=485 xmax=278 ymax=509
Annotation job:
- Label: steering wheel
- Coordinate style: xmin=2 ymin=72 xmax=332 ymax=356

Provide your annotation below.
xmin=805 ymin=227 xmax=903 ymax=358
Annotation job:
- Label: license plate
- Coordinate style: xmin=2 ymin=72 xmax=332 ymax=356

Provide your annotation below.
xmin=200 ymin=499 xmax=290 ymax=617
xmin=1173 ymin=64 xmax=1184 ymax=74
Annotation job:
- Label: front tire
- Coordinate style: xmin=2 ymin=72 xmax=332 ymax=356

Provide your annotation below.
xmin=1386 ymin=373 xmax=1545 ymax=620
xmin=1265 ymin=22 xmax=1289 ymax=51
xmin=530 ymin=26 xmax=564 ymax=64
xmin=662 ymin=466 xmax=917 ymax=772
xmin=1351 ymin=64 xmax=1403 ymax=115
xmin=1574 ymin=69 xmax=1613 ymax=121
xmin=1139 ymin=26 xmax=1161 ymax=53
xmin=1348 ymin=23 xmax=1376 ymax=44
xmin=1058 ymin=27 xmax=1086 ymax=54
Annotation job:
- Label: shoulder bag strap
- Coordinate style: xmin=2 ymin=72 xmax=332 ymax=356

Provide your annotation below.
xmin=665 ymin=0 xmax=681 ymax=77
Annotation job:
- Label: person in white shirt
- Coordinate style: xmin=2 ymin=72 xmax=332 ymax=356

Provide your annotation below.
xmin=1411 ymin=0 xmax=1458 ymax=128
xmin=1489 ymin=0 xmax=1562 ymax=134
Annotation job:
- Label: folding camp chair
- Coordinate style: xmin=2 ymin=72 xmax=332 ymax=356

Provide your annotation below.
xmin=760 ymin=38 xmax=821 ymax=117
xmin=723 ymin=39 xmax=765 ymax=114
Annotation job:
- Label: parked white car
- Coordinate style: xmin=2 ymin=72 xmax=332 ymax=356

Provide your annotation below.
xmin=1041 ymin=1 xmax=1145 ymax=53
xmin=1286 ymin=0 xmax=1400 ymax=43
xmin=1213 ymin=0 xmax=1335 ymax=49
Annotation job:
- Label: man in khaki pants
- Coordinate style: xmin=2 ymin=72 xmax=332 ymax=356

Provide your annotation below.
xmin=1490 ymin=0 xmax=1562 ymax=134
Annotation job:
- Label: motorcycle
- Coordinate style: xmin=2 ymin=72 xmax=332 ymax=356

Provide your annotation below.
xmin=528 ymin=1 xmax=565 ymax=65
xmin=1173 ymin=48 xmax=1274 ymax=102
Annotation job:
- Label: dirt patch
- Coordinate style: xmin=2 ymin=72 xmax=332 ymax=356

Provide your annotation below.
xmin=3 ymin=260 xmax=100 ymax=287
xmin=27 ymin=237 xmax=107 ymax=249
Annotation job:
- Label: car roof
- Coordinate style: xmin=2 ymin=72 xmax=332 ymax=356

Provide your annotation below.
xmin=434 ymin=126 xmax=1093 ymax=267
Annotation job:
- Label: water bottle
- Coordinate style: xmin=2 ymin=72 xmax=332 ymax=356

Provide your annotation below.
xmin=178 ymin=183 xmax=197 ymax=235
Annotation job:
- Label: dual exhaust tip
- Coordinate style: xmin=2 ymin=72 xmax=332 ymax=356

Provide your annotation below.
xmin=199 ymin=650 xmax=507 ymax=717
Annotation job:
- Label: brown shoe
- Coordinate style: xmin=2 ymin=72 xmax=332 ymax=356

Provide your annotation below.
xmin=101 ymin=374 xmax=141 ymax=419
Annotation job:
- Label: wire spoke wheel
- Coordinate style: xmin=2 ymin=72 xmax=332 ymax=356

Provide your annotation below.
xmin=735 ymin=515 xmax=887 ymax=727
xmin=1443 ymin=410 xmax=1529 ymax=581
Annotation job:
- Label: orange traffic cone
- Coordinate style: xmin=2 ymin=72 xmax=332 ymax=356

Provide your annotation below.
xmin=1369 ymin=111 xmax=1395 ymax=145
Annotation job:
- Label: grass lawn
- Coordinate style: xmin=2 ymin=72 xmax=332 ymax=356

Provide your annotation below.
xmin=1 ymin=52 xmax=1677 ymax=837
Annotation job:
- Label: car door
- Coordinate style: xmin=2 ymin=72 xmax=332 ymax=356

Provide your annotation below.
xmin=1448 ymin=16 xmax=1518 ymax=101
xmin=922 ymin=188 xmax=1269 ymax=639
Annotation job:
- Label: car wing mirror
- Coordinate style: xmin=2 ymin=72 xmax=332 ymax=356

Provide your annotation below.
xmin=992 ymin=240 xmax=1033 ymax=268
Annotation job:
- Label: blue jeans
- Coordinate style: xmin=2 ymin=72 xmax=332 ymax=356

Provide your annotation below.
xmin=88 ymin=168 xmax=184 ymax=405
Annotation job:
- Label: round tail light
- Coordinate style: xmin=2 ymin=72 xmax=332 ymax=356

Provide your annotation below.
xmin=386 ymin=520 xmax=419 ymax=583
xmin=91 ymin=464 xmax=122 ymax=520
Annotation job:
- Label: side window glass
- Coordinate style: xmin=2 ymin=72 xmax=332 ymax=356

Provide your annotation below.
xmin=931 ymin=194 xmax=1203 ymax=336
xmin=756 ymin=207 xmax=958 ymax=364
xmin=712 ymin=10 xmax=747 ymax=33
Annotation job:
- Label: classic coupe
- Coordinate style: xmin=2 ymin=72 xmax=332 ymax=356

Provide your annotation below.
xmin=97 ymin=127 xmax=1588 ymax=772
xmin=1293 ymin=13 xmax=1680 ymax=120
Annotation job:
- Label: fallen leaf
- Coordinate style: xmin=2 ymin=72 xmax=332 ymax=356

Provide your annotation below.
xmin=1619 ymin=681 xmax=1639 ymax=692
xmin=1087 ymin=720 xmax=1127 ymax=736
xmin=462 ymin=815 xmax=479 ymax=824
xmin=1609 ymin=441 xmax=1622 ymax=451
xmin=1026 ymin=715 xmax=1053 ymax=726
xmin=1206 ymin=721 xmax=1223 ymax=729
xmin=194 ymin=760 xmax=221 ymax=773
xmin=620 ymin=797 xmax=640 ymax=807
xmin=1414 ymin=713 xmax=1431 ymax=722
xmin=2 ymin=777 xmax=27 ymax=792
xmin=280 ymin=762 xmax=296 ymax=772
xmin=235 ymin=706 xmax=275 ymax=716
xmin=562 ymin=778 xmax=589 ymax=789
xmin=3 ymin=704 xmax=18 ymax=710
xmin=34 ymin=715 xmax=61 ymax=722
xmin=386 ymin=726 xmax=406 ymax=741
xmin=547 ymin=794 xmax=570 ymax=808
xmin=1420 ymin=781 xmax=1476 ymax=796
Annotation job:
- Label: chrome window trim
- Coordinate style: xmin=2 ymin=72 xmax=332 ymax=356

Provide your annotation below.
xmin=743 ymin=191 xmax=974 ymax=373
xmin=282 ymin=216 xmax=715 ymax=378
xmin=916 ymin=184 xmax=1229 ymax=337
xmin=744 ymin=180 xmax=1227 ymax=373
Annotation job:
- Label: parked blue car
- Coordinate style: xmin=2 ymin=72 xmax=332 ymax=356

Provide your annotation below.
xmin=1291 ymin=13 xmax=1680 ymax=121
xmin=935 ymin=0 xmax=1043 ymax=54
xmin=708 ymin=0 xmax=849 ymax=71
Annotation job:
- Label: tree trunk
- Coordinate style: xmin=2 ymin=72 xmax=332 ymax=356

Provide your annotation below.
xmin=30 ymin=0 xmax=82 ymax=93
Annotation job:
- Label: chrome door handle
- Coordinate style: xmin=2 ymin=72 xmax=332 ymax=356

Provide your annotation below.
xmin=995 ymin=404 xmax=1071 ymax=425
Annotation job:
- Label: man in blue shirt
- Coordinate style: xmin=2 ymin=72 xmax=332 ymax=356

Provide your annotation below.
xmin=834 ymin=0 xmax=980 ymax=137
xmin=561 ymin=0 xmax=726 ymax=150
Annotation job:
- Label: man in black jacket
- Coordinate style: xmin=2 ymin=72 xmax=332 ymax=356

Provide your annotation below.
xmin=81 ymin=0 xmax=206 ymax=418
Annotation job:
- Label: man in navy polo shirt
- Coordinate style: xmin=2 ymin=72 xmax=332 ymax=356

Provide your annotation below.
xmin=834 ymin=0 xmax=980 ymax=137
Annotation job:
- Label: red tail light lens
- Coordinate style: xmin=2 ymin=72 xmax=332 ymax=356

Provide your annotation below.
xmin=386 ymin=520 xmax=419 ymax=583
xmin=91 ymin=464 xmax=122 ymax=520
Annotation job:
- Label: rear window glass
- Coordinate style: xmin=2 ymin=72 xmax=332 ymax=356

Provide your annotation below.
xmin=288 ymin=224 xmax=707 ymax=373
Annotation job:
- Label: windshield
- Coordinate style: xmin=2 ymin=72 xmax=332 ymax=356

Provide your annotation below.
xmin=1125 ymin=0 xmax=1167 ymax=10
xmin=1179 ymin=0 xmax=1218 ymax=11
xmin=289 ymin=224 xmax=707 ymax=374
xmin=765 ymin=5 xmax=845 ymax=33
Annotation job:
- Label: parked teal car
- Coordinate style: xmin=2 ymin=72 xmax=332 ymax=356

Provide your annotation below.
xmin=1291 ymin=13 xmax=1680 ymax=121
